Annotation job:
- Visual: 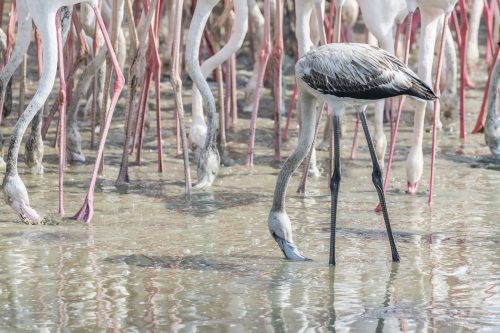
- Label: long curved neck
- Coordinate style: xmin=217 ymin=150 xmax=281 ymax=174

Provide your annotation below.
xmin=201 ymin=0 xmax=248 ymax=76
xmin=186 ymin=0 xmax=219 ymax=148
xmin=192 ymin=0 xmax=249 ymax=128
xmin=6 ymin=10 xmax=58 ymax=175
xmin=272 ymin=90 xmax=317 ymax=212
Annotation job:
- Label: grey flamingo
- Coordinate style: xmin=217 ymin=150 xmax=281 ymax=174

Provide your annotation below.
xmin=268 ymin=43 xmax=437 ymax=265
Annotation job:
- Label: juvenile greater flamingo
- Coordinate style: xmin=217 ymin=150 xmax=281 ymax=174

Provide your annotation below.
xmin=268 ymin=43 xmax=436 ymax=265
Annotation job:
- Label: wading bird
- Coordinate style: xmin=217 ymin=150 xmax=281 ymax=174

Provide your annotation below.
xmin=267 ymin=43 xmax=437 ymax=265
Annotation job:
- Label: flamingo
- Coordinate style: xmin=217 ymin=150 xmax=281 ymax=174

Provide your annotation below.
xmin=1 ymin=0 xmax=123 ymax=224
xmin=267 ymin=43 xmax=436 ymax=265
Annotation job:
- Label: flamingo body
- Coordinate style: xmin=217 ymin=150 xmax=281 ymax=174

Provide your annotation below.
xmin=296 ymin=43 xmax=436 ymax=108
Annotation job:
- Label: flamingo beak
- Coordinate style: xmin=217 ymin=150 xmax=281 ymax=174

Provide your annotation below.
xmin=272 ymin=233 xmax=311 ymax=261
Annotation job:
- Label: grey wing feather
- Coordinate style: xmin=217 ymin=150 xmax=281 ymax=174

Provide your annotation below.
xmin=296 ymin=44 xmax=434 ymax=100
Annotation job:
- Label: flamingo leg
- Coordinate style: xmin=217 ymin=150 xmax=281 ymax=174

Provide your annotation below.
xmin=56 ymin=10 xmax=67 ymax=217
xmin=458 ymin=0 xmax=470 ymax=140
xmin=472 ymin=43 xmax=500 ymax=133
xmin=170 ymin=0 xmax=192 ymax=196
xmin=272 ymin=0 xmax=284 ymax=162
xmin=229 ymin=53 xmax=238 ymax=128
xmin=99 ymin=0 xmax=123 ymax=174
xmin=72 ymin=6 xmax=125 ymax=223
xmin=359 ymin=109 xmax=400 ymax=263
xmin=429 ymin=13 xmax=450 ymax=204
xmin=246 ymin=0 xmax=271 ymax=166
xmin=329 ymin=114 xmax=341 ymax=266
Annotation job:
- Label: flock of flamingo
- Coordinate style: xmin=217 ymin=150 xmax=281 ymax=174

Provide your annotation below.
xmin=0 ymin=0 xmax=498 ymax=264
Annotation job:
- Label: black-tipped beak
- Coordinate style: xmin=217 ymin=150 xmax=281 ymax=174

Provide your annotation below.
xmin=272 ymin=234 xmax=311 ymax=261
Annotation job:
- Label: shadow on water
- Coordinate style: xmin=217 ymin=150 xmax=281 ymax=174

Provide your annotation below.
xmin=0 ymin=231 xmax=84 ymax=243
xmin=441 ymin=152 xmax=500 ymax=171
xmin=105 ymin=254 xmax=242 ymax=272
xmin=163 ymin=191 xmax=267 ymax=217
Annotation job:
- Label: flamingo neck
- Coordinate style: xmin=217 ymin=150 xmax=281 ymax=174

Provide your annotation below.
xmin=186 ymin=0 xmax=219 ymax=148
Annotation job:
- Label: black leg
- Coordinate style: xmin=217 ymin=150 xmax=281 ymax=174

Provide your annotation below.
xmin=359 ymin=109 xmax=400 ymax=262
xmin=329 ymin=115 xmax=341 ymax=266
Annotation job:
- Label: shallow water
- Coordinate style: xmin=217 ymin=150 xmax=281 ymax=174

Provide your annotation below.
xmin=1 ymin=103 xmax=499 ymax=331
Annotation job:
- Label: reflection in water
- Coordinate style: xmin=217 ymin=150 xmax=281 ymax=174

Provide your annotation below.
xmin=375 ymin=263 xmax=400 ymax=333
xmin=328 ymin=268 xmax=336 ymax=332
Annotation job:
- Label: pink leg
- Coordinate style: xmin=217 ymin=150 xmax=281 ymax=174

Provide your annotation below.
xmin=0 ymin=0 xmax=3 ymax=28
xmin=154 ymin=65 xmax=164 ymax=172
xmin=459 ymin=0 xmax=469 ymax=140
xmin=246 ymin=0 xmax=271 ymax=166
xmin=116 ymin=78 xmax=136 ymax=185
xmin=130 ymin=79 xmax=145 ymax=156
xmin=41 ymin=100 xmax=58 ymax=139
xmin=4 ymin=1 xmax=15 ymax=63
xmin=56 ymin=11 xmax=67 ymax=217
xmin=170 ymin=0 xmax=192 ymax=196
xmin=91 ymin=19 xmax=100 ymax=149
xmin=135 ymin=71 xmax=152 ymax=165
xmin=72 ymin=7 xmax=125 ymax=223
xmin=483 ymin=0 xmax=494 ymax=65
xmin=143 ymin=0 xmax=164 ymax=172
xmin=451 ymin=9 xmax=462 ymax=47
xmin=272 ymin=0 xmax=284 ymax=162
xmin=218 ymin=65 xmax=227 ymax=153
xmin=175 ymin=106 xmax=181 ymax=155
xmin=428 ymin=13 xmax=450 ymax=204
xmin=410 ymin=10 xmax=420 ymax=50
xmin=282 ymin=81 xmax=298 ymax=141
xmin=0 ymin=1 xmax=16 ymax=125
xmin=472 ymin=44 xmax=499 ymax=133
xmin=229 ymin=54 xmax=238 ymax=129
